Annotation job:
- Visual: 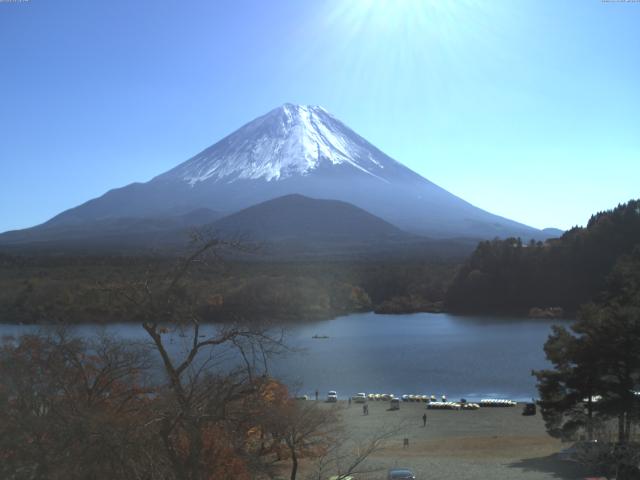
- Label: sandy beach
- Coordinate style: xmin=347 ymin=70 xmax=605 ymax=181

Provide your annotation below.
xmin=299 ymin=400 xmax=591 ymax=480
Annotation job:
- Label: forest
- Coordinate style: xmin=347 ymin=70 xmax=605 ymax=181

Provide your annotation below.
xmin=0 ymin=252 xmax=456 ymax=324
xmin=445 ymin=200 xmax=640 ymax=315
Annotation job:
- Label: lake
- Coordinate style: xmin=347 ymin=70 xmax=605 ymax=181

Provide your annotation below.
xmin=0 ymin=312 xmax=569 ymax=402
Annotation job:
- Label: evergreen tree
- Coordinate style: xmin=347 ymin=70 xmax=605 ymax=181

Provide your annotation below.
xmin=534 ymin=248 xmax=640 ymax=477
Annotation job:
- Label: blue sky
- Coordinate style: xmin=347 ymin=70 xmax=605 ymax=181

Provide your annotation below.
xmin=0 ymin=0 xmax=638 ymax=232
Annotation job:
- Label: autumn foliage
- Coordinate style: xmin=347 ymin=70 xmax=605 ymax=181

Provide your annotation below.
xmin=0 ymin=333 xmax=335 ymax=480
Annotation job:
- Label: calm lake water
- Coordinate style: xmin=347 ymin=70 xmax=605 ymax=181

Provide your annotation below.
xmin=0 ymin=312 xmax=569 ymax=402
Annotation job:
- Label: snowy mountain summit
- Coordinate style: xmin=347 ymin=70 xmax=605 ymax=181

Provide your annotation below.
xmin=0 ymin=103 xmax=556 ymax=246
xmin=160 ymin=104 xmax=395 ymax=185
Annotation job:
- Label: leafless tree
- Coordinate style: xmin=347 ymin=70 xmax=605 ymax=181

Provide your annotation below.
xmin=113 ymin=234 xmax=287 ymax=480
xmin=262 ymin=400 xmax=340 ymax=480
xmin=305 ymin=421 xmax=404 ymax=480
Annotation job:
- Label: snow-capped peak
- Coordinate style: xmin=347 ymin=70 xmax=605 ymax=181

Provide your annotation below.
xmin=161 ymin=104 xmax=392 ymax=185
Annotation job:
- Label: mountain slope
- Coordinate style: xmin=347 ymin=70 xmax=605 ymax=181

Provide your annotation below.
xmin=210 ymin=194 xmax=476 ymax=259
xmin=0 ymin=209 xmax=222 ymax=252
xmin=212 ymin=194 xmax=409 ymax=243
xmin=0 ymin=103 xmax=552 ymax=249
xmin=542 ymin=227 xmax=564 ymax=238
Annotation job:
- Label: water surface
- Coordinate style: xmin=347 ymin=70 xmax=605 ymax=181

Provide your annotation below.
xmin=0 ymin=312 xmax=569 ymax=401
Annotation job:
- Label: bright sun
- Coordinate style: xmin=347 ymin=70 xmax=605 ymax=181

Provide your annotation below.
xmin=346 ymin=0 xmax=465 ymax=32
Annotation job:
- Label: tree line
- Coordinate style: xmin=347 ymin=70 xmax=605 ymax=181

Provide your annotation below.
xmin=0 ymin=251 xmax=456 ymax=324
xmin=445 ymin=199 xmax=640 ymax=314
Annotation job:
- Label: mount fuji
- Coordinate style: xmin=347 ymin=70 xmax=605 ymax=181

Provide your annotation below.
xmin=0 ymin=104 xmax=552 ymax=252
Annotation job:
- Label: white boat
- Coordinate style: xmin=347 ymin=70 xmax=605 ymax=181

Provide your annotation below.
xmin=427 ymin=401 xmax=461 ymax=410
xmin=480 ymin=398 xmax=517 ymax=407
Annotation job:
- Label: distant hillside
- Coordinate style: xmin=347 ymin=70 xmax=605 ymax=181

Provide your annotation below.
xmin=542 ymin=227 xmax=564 ymax=237
xmin=210 ymin=194 xmax=477 ymax=259
xmin=445 ymin=199 xmax=640 ymax=314
xmin=0 ymin=194 xmax=476 ymax=260
xmin=213 ymin=194 xmax=408 ymax=242
xmin=0 ymin=208 xmax=222 ymax=254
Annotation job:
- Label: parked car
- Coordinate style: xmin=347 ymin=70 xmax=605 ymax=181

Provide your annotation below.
xmin=327 ymin=391 xmax=338 ymax=402
xmin=388 ymin=467 xmax=416 ymax=479
xmin=390 ymin=397 xmax=401 ymax=410
xmin=353 ymin=392 xmax=367 ymax=403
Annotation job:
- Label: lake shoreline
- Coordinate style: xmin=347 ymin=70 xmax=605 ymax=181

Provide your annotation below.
xmin=0 ymin=312 xmax=569 ymax=401
xmin=0 ymin=305 xmax=557 ymax=326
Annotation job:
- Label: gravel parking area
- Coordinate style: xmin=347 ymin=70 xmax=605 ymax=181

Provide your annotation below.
xmin=303 ymin=400 xmax=591 ymax=480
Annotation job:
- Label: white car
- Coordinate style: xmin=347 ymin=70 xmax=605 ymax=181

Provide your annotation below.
xmin=353 ymin=393 xmax=367 ymax=403
xmin=327 ymin=391 xmax=338 ymax=402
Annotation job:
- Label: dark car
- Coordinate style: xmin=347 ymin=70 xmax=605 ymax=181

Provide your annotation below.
xmin=388 ymin=468 xmax=416 ymax=479
xmin=522 ymin=402 xmax=536 ymax=415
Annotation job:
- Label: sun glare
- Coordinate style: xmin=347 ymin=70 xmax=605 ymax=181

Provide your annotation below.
xmin=352 ymin=0 xmax=458 ymax=31
xmin=303 ymin=0 xmax=490 ymax=113
xmin=321 ymin=0 xmax=487 ymax=61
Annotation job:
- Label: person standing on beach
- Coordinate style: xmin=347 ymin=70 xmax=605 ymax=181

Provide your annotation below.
xmin=348 ymin=397 xmax=351 ymax=407
xmin=315 ymin=389 xmax=319 ymax=401
xmin=422 ymin=413 xmax=427 ymax=427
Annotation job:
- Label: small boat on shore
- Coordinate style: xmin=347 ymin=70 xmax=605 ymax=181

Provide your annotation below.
xmin=480 ymin=398 xmax=517 ymax=407
xmin=427 ymin=401 xmax=462 ymax=410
